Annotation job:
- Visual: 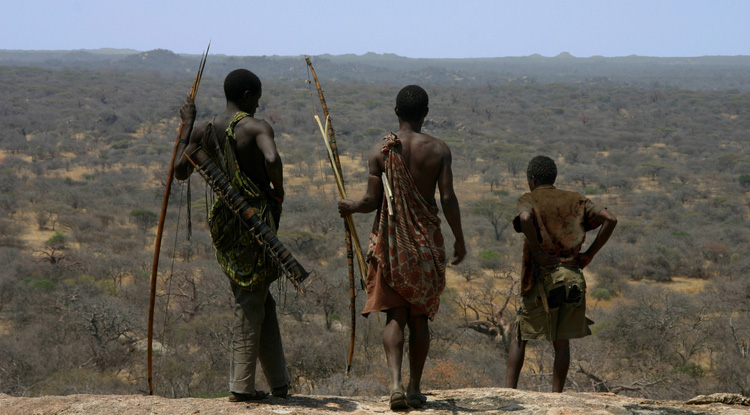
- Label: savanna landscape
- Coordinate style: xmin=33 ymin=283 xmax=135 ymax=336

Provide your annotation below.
xmin=0 ymin=49 xmax=749 ymax=403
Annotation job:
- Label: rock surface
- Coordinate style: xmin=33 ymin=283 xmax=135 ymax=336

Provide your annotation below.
xmin=1 ymin=388 xmax=748 ymax=415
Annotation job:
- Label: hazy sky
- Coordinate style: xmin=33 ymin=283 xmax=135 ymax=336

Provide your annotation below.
xmin=3 ymin=0 xmax=748 ymax=58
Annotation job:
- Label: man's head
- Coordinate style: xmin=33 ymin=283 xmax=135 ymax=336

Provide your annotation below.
xmin=395 ymin=85 xmax=429 ymax=123
xmin=224 ymin=69 xmax=262 ymax=104
xmin=526 ymin=155 xmax=557 ymax=188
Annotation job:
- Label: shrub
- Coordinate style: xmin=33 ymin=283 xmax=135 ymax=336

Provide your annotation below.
xmin=590 ymin=287 xmax=612 ymax=301
xmin=130 ymin=209 xmax=157 ymax=232
xmin=47 ymin=231 xmax=66 ymax=249
xmin=674 ymin=363 xmax=705 ymax=378
xmin=478 ymin=250 xmax=501 ymax=270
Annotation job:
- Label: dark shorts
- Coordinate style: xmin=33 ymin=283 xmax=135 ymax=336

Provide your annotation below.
xmin=517 ymin=266 xmax=593 ymax=341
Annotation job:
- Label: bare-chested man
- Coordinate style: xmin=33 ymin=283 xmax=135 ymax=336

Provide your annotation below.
xmin=339 ymin=85 xmax=466 ymax=410
xmin=175 ymin=69 xmax=289 ymax=402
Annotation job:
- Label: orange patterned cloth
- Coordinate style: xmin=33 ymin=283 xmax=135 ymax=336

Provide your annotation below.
xmin=364 ymin=133 xmax=446 ymax=320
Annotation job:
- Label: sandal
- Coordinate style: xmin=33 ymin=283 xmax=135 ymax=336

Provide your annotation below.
xmin=407 ymin=393 xmax=427 ymax=408
xmin=390 ymin=391 xmax=408 ymax=410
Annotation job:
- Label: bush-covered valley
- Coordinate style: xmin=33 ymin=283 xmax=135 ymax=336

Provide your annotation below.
xmin=0 ymin=51 xmax=749 ymax=399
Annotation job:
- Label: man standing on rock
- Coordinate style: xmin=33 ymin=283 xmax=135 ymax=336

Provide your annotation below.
xmin=505 ymin=155 xmax=616 ymax=392
xmin=339 ymin=85 xmax=466 ymax=410
xmin=174 ymin=69 xmax=290 ymax=402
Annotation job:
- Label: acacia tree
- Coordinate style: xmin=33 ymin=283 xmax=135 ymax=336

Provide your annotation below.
xmin=471 ymin=198 xmax=515 ymax=241
xmin=130 ymin=209 xmax=158 ymax=232
xmin=638 ymin=160 xmax=675 ymax=181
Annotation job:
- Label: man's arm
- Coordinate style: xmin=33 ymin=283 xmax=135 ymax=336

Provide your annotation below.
xmin=437 ymin=147 xmax=466 ymax=265
xmin=256 ymin=121 xmax=284 ymax=203
xmin=338 ymin=142 xmax=384 ymax=216
xmin=239 ymin=120 xmax=284 ymax=203
xmin=578 ymin=209 xmax=617 ymax=268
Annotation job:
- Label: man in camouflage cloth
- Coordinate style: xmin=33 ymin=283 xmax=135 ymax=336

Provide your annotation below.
xmin=174 ymin=69 xmax=289 ymax=402
xmin=505 ymin=155 xmax=617 ymax=392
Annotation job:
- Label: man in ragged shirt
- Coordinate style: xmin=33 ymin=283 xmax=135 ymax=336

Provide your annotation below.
xmin=505 ymin=155 xmax=617 ymax=392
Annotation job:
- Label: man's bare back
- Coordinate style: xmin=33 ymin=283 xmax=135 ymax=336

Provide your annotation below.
xmin=370 ymin=129 xmax=450 ymax=204
xmin=341 ymin=84 xmax=465 ymax=265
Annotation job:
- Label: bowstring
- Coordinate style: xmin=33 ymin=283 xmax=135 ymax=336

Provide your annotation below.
xmin=186 ymin=179 xmax=192 ymax=240
xmin=158 ymin=178 xmax=187 ymax=363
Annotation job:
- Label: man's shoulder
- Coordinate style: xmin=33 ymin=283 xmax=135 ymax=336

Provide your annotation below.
xmin=535 ymin=186 xmax=584 ymax=199
xmin=235 ymin=115 xmax=270 ymax=128
xmin=553 ymin=187 xmax=587 ymax=200
xmin=532 ymin=188 xmax=597 ymax=216
xmin=520 ymin=187 xmax=585 ymax=207
xmin=234 ymin=116 xmax=273 ymax=137
xmin=420 ymin=132 xmax=449 ymax=149
xmin=516 ymin=191 xmax=533 ymax=202
xmin=410 ymin=133 xmax=450 ymax=163
xmin=191 ymin=120 xmax=212 ymax=139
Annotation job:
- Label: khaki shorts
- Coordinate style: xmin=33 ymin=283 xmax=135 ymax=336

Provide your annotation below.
xmin=517 ymin=266 xmax=593 ymax=341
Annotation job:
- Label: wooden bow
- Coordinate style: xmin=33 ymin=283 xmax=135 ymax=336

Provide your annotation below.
xmin=147 ymin=44 xmax=209 ymax=395
xmin=305 ymin=56 xmax=367 ymax=375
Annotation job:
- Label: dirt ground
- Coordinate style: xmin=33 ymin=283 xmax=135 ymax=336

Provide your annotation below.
xmin=1 ymin=388 xmax=747 ymax=415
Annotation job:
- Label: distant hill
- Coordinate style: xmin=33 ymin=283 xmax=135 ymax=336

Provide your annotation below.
xmin=3 ymin=48 xmax=750 ymax=90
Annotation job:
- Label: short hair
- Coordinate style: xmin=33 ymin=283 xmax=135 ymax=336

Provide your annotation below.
xmin=526 ymin=155 xmax=557 ymax=185
xmin=396 ymin=85 xmax=429 ymax=121
xmin=224 ymin=69 xmax=262 ymax=103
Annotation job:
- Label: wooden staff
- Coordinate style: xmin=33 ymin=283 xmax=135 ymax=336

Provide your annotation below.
xmin=147 ymin=43 xmax=209 ymax=395
xmin=305 ymin=56 xmax=367 ymax=375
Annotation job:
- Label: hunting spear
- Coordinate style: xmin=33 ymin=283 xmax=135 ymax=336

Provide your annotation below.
xmin=305 ymin=56 xmax=367 ymax=375
xmin=148 ymin=43 xmax=209 ymax=395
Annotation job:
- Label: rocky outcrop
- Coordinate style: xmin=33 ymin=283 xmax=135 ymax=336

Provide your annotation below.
xmin=1 ymin=388 xmax=747 ymax=415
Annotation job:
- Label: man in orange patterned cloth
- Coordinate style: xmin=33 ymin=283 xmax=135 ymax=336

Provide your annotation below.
xmin=339 ymin=85 xmax=466 ymax=410
xmin=505 ymin=155 xmax=617 ymax=392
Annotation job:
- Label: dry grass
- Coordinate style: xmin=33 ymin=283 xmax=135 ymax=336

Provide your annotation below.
xmin=4 ymin=137 xmax=715 ymax=307
xmin=628 ymin=276 xmax=709 ymax=295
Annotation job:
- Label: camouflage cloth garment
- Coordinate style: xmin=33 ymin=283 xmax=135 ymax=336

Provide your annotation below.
xmin=512 ymin=184 xmax=603 ymax=295
xmin=368 ymin=133 xmax=446 ymax=320
xmin=207 ymin=112 xmax=281 ymax=289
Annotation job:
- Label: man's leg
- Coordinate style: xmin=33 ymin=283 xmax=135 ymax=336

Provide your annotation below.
xmin=406 ymin=313 xmax=429 ymax=399
xmin=383 ymin=308 xmax=408 ymax=394
xmin=257 ymin=290 xmax=291 ymax=396
xmin=229 ymin=284 xmax=267 ymax=395
xmin=551 ymin=339 xmax=570 ymax=392
xmin=505 ymin=334 xmax=527 ymax=389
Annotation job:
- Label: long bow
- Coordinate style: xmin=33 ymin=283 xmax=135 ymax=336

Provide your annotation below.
xmin=305 ymin=56 xmax=367 ymax=375
xmin=148 ymin=44 xmax=209 ymax=395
